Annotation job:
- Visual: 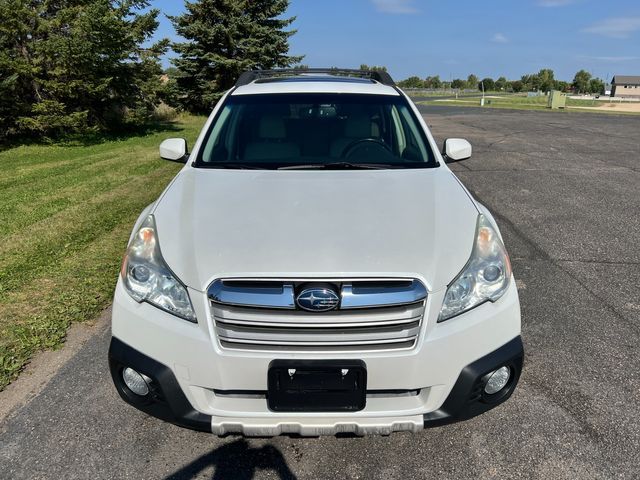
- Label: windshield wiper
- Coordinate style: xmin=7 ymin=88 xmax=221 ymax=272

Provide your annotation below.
xmin=207 ymin=163 xmax=267 ymax=170
xmin=278 ymin=162 xmax=397 ymax=170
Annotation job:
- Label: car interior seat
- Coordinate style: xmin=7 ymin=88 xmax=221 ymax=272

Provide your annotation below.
xmin=244 ymin=114 xmax=300 ymax=161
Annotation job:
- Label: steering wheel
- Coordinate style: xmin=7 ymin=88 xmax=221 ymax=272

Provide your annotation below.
xmin=341 ymin=138 xmax=392 ymax=159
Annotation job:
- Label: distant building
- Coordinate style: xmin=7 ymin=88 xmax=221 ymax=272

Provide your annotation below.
xmin=611 ymin=75 xmax=640 ymax=98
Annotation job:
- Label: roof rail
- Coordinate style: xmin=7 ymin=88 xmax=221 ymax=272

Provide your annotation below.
xmin=235 ymin=68 xmax=395 ymax=87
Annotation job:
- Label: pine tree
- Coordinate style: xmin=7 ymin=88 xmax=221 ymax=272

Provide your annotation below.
xmin=0 ymin=0 xmax=38 ymax=139
xmin=171 ymin=0 xmax=303 ymax=113
xmin=0 ymin=0 xmax=167 ymax=140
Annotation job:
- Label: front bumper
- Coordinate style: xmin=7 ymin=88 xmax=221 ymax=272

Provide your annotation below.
xmin=109 ymin=277 xmax=522 ymax=436
xmin=109 ymin=335 xmax=523 ymax=435
xmin=109 ymin=337 xmax=211 ymax=432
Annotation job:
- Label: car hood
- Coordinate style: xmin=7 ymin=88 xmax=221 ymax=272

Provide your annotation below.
xmin=153 ymin=167 xmax=478 ymax=292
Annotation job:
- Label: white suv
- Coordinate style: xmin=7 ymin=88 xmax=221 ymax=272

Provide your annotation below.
xmin=109 ymin=69 xmax=523 ymax=436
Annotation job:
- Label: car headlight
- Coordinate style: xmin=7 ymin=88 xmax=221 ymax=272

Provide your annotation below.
xmin=121 ymin=215 xmax=196 ymax=322
xmin=438 ymin=214 xmax=512 ymax=322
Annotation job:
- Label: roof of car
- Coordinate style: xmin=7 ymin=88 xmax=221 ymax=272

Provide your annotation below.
xmin=230 ymin=69 xmax=400 ymax=96
xmin=232 ymin=78 xmax=400 ymax=96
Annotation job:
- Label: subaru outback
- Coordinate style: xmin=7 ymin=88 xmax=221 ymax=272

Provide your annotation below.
xmin=108 ymin=68 xmax=523 ymax=436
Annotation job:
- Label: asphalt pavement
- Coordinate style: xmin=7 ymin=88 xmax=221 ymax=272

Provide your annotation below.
xmin=1 ymin=105 xmax=639 ymax=479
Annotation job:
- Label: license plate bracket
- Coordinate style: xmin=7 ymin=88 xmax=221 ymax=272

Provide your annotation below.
xmin=267 ymin=360 xmax=366 ymax=412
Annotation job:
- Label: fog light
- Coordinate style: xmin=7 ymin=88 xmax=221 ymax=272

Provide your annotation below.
xmin=122 ymin=367 xmax=150 ymax=396
xmin=484 ymin=366 xmax=510 ymax=395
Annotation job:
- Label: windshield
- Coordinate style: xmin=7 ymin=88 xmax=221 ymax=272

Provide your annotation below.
xmin=195 ymin=93 xmax=437 ymax=169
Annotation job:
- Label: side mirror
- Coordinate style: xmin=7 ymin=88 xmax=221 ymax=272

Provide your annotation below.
xmin=159 ymin=138 xmax=189 ymax=163
xmin=443 ymin=138 xmax=472 ymax=163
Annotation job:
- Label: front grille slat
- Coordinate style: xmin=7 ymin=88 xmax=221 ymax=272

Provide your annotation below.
xmin=216 ymin=320 xmax=421 ymax=344
xmin=216 ymin=316 xmax=422 ymax=329
xmin=217 ymin=336 xmax=419 ymax=347
xmin=219 ymin=339 xmax=417 ymax=352
xmin=214 ymin=303 xmax=424 ymax=328
xmin=209 ymin=278 xmax=427 ymax=352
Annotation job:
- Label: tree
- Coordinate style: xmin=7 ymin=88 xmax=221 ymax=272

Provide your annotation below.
xmin=0 ymin=0 xmax=34 ymax=139
xmin=588 ymin=78 xmax=605 ymax=95
xmin=480 ymin=77 xmax=495 ymax=92
xmin=451 ymin=78 xmax=465 ymax=89
xmin=158 ymin=68 xmax=183 ymax=110
xmin=466 ymin=74 xmax=479 ymax=90
xmin=521 ymin=74 xmax=540 ymax=92
xmin=495 ymin=76 xmax=509 ymax=91
xmin=572 ymin=70 xmax=592 ymax=94
xmin=360 ymin=64 xmax=387 ymax=72
xmin=510 ymin=80 xmax=524 ymax=93
xmin=0 ymin=0 xmax=167 ymax=140
xmin=171 ymin=0 xmax=303 ymax=113
xmin=397 ymin=76 xmax=424 ymax=88
xmin=537 ymin=68 xmax=555 ymax=92
xmin=424 ymin=75 xmax=442 ymax=89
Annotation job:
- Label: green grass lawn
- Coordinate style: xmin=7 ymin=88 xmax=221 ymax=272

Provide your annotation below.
xmin=404 ymin=89 xmax=469 ymax=97
xmin=0 ymin=114 xmax=206 ymax=390
xmin=417 ymin=94 xmax=623 ymax=112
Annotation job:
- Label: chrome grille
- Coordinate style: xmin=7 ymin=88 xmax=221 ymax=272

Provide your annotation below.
xmin=208 ymin=279 xmax=427 ymax=352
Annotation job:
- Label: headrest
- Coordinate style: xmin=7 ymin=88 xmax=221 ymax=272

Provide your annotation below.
xmin=345 ymin=114 xmax=374 ymax=138
xmin=258 ymin=114 xmax=287 ymax=139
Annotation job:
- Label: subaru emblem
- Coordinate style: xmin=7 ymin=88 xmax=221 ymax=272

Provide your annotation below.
xmin=296 ymin=288 xmax=339 ymax=312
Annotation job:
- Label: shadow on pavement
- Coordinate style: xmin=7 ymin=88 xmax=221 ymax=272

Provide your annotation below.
xmin=164 ymin=439 xmax=297 ymax=480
